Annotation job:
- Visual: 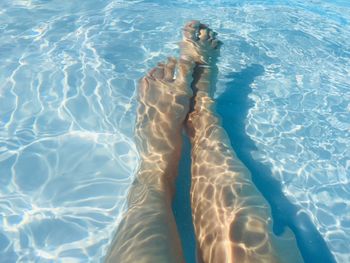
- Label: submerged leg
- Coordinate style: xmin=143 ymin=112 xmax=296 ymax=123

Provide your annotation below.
xmin=105 ymin=58 xmax=195 ymax=263
xmin=182 ymin=21 xmax=303 ymax=263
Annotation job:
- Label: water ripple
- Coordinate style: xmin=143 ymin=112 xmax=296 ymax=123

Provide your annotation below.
xmin=0 ymin=0 xmax=349 ymax=262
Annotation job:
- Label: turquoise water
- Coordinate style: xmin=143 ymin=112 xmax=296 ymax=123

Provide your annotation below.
xmin=0 ymin=0 xmax=349 ymax=262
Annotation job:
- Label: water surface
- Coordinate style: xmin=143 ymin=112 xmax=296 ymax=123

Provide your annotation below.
xmin=0 ymin=0 xmax=349 ymax=262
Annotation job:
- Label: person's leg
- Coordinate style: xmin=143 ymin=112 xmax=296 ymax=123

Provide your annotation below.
xmin=182 ymin=21 xmax=303 ymax=263
xmin=105 ymin=57 xmax=195 ymax=263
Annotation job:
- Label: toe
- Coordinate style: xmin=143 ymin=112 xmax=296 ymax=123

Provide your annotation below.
xmin=183 ymin=27 xmax=198 ymax=41
xmin=164 ymin=57 xmax=177 ymax=81
xmin=147 ymin=63 xmax=165 ymax=80
xmin=199 ymin=28 xmax=210 ymax=42
xmin=138 ymin=77 xmax=149 ymax=100
xmin=183 ymin=20 xmax=200 ymax=41
xmin=176 ymin=59 xmax=195 ymax=85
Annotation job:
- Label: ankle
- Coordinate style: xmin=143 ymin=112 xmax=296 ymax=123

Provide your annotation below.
xmin=128 ymin=176 xmax=174 ymax=207
xmin=186 ymin=94 xmax=220 ymax=141
xmin=136 ymin=158 xmax=179 ymax=191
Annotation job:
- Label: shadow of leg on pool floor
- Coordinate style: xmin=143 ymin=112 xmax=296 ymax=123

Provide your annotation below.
xmin=216 ymin=64 xmax=335 ymax=263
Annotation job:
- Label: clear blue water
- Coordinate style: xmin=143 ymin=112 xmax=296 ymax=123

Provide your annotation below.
xmin=0 ymin=0 xmax=349 ymax=262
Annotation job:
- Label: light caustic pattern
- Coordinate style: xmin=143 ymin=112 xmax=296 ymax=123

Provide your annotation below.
xmin=0 ymin=1 xmax=140 ymax=262
xmin=0 ymin=0 xmax=350 ymax=262
xmin=214 ymin=4 xmax=350 ymax=263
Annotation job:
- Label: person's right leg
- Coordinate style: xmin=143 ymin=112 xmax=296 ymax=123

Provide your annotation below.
xmin=182 ymin=21 xmax=304 ymax=263
xmin=105 ymin=57 xmax=195 ymax=263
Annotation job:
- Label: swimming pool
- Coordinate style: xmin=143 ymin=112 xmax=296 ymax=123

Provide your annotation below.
xmin=0 ymin=0 xmax=349 ymax=262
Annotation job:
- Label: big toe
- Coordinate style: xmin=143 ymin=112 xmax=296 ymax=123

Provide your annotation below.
xmin=183 ymin=20 xmax=201 ymax=41
xmin=199 ymin=28 xmax=210 ymax=41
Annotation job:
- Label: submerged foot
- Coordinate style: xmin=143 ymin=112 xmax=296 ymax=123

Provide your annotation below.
xmin=180 ymin=21 xmax=222 ymax=137
xmin=181 ymin=20 xmax=222 ymax=66
xmin=135 ymin=57 xmax=195 ymax=194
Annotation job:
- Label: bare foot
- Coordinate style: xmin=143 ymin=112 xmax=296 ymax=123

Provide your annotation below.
xmin=181 ymin=20 xmax=222 ymax=66
xmin=180 ymin=21 xmax=222 ymax=136
xmin=135 ymin=57 xmax=195 ymax=195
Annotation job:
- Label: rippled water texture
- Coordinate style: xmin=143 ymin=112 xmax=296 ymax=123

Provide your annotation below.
xmin=0 ymin=0 xmax=349 ymax=262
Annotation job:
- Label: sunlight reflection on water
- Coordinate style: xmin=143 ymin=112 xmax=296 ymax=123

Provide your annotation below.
xmin=0 ymin=0 xmax=349 ymax=262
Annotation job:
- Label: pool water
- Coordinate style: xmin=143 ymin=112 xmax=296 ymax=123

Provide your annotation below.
xmin=0 ymin=0 xmax=349 ymax=262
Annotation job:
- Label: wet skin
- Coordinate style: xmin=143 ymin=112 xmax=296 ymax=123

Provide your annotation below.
xmin=105 ymin=56 xmax=195 ymax=263
xmin=183 ymin=21 xmax=303 ymax=263
xmin=105 ymin=21 xmax=303 ymax=263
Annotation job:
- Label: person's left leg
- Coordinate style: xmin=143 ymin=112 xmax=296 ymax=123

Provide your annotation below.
xmin=105 ymin=57 xmax=195 ymax=263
